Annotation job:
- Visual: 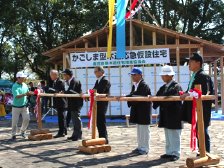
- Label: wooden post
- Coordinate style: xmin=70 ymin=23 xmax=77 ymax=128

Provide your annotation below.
xmin=176 ymin=37 xmax=180 ymax=82
xmin=195 ymin=84 xmax=206 ymax=157
xmin=214 ymin=61 xmax=218 ymax=113
xmin=54 ymin=64 xmax=58 ymax=71
xmin=38 ymin=97 xmax=42 ymax=130
xmin=63 ymin=52 xmax=67 ymax=70
xmin=221 ymin=57 xmax=224 ymax=115
xmin=209 ymin=63 xmax=211 ymax=77
xmin=141 ymin=25 xmax=144 ymax=46
xmin=92 ymin=89 xmax=97 ymax=139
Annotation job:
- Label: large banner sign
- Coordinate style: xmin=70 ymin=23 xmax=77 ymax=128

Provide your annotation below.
xmin=71 ymin=48 xmax=170 ymax=68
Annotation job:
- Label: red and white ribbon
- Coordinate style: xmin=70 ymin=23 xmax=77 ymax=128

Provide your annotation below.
xmin=87 ymin=89 xmax=95 ymax=130
xmin=189 ymin=88 xmax=202 ymax=152
xmin=126 ymin=0 xmax=144 ymax=19
xmin=34 ymin=89 xmax=41 ymax=123
xmin=125 ymin=0 xmax=138 ymax=19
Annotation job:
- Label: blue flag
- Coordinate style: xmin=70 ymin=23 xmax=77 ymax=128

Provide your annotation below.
xmin=116 ymin=0 xmax=126 ymax=59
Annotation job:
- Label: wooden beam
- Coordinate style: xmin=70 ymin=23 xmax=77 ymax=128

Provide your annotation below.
xmin=176 ymin=37 xmax=180 ymax=82
xmin=83 ymin=39 xmax=95 ymax=47
xmin=63 ymin=52 xmax=67 ymax=70
xmin=221 ymin=57 xmax=224 ymax=115
xmin=165 ymin=34 xmax=167 ymax=45
xmin=64 ymin=44 xmax=201 ymax=53
xmin=54 ymin=64 xmax=58 ymax=71
xmin=142 ymin=24 xmax=144 ymax=46
xmin=66 ymin=54 xmax=71 ymax=68
xmin=96 ymin=35 xmax=99 ymax=48
xmin=214 ymin=61 xmax=218 ymax=113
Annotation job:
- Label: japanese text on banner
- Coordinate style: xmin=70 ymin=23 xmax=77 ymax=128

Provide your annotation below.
xmin=70 ymin=48 xmax=170 ymax=68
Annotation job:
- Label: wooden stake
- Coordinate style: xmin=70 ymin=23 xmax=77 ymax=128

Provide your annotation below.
xmin=95 ymin=145 xmax=105 ymax=153
xmin=92 ymin=89 xmax=97 ymax=139
xmin=30 ymin=129 xmax=50 ymax=135
xmin=186 ymin=155 xmax=220 ymax=168
xmin=102 ymin=144 xmax=112 ymax=152
xmin=78 ymin=145 xmax=98 ymax=154
xmin=195 ymin=84 xmax=206 ymax=157
xmin=38 ymin=97 xmax=42 ymax=130
xmin=82 ymin=138 xmax=106 ymax=147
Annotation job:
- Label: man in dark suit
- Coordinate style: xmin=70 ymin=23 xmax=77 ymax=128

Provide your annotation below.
xmin=49 ymin=70 xmax=68 ymax=138
xmin=84 ymin=66 xmax=111 ymax=144
xmin=61 ymin=69 xmax=83 ymax=141
xmin=153 ymin=65 xmax=183 ymax=161
xmin=180 ymin=53 xmax=214 ymax=155
xmin=125 ymin=67 xmax=152 ymax=155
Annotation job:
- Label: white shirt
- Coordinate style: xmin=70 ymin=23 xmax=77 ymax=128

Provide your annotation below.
xmin=97 ymin=75 xmax=104 ymax=84
xmin=134 ymin=80 xmax=142 ymax=91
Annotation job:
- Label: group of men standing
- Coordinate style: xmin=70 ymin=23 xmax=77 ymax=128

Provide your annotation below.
xmin=10 ymin=53 xmax=213 ymax=162
xmin=48 ymin=66 xmax=111 ymax=143
xmin=124 ymin=53 xmax=213 ymax=162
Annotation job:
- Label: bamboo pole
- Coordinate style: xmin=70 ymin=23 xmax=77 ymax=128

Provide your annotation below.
xmin=38 ymin=97 xmax=42 ymax=130
xmin=39 ymin=93 xmax=107 ymax=98
xmin=92 ymin=89 xmax=97 ymax=139
xmin=97 ymin=95 xmax=214 ymax=102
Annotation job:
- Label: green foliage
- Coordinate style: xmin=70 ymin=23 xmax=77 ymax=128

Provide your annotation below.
xmin=0 ymin=0 xmax=223 ymax=82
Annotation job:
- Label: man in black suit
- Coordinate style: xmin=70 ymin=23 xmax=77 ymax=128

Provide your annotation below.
xmin=84 ymin=66 xmax=111 ymax=144
xmin=180 ymin=53 xmax=214 ymax=155
xmin=49 ymin=70 xmax=68 ymax=138
xmin=125 ymin=67 xmax=152 ymax=155
xmin=61 ymin=69 xmax=83 ymax=141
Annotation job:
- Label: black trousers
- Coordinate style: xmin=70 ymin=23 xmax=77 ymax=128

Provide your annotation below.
xmin=66 ymin=110 xmax=72 ymax=127
xmin=57 ymin=108 xmax=67 ymax=135
xmin=97 ymin=113 xmax=108 ymax=142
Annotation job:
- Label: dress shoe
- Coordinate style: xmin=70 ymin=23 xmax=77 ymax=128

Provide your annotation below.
xmin=64 ymin=130 xmax=67 ymax=135
xmin=72 ymin=137 xmax=81 ymax=141
xmin=67 ymin=136 xmax=75 ymax=140
xmin=11 ymin=135 xmax=16 ymax=140
xmin=160 ymin=154 xmax=172 ymax=158
xmin=54 ymin=134 xmax=65 ymax=138
xmin=170 ymin=155 xmax=179 ymax=161
xmin=139 ymin=150 xmax=148 ymax=155
xmin=132 ymin=148 xmax=140 ymax=153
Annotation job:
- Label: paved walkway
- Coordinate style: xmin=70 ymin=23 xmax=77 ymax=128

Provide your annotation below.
xmin=0 ymin=117 xmax=224 ymax=168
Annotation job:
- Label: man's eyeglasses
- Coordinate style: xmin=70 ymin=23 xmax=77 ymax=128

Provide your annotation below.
xmin=94 ymin=71 xmax=99 ymax=73
xmin=131 ymin=74 xmax=138 ymax=76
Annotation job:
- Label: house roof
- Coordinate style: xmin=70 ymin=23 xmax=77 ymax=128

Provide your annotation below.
xmin=43 ymin=19 xmax=224 ymax=65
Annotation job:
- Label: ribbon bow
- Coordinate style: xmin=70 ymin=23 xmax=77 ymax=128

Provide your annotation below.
xmin=189 ymin=88 xmax=202 ymax=152
xmin=87 ymin=89 xmax=95 ymax=130
xmin=34 ymin=89 xmax=41 ymax=122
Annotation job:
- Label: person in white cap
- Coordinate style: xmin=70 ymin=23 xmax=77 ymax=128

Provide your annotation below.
xmin=11 ymin=72 xmax=34 ymax=140
xmin=152 ymin=65 xmax=183 ymax=161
